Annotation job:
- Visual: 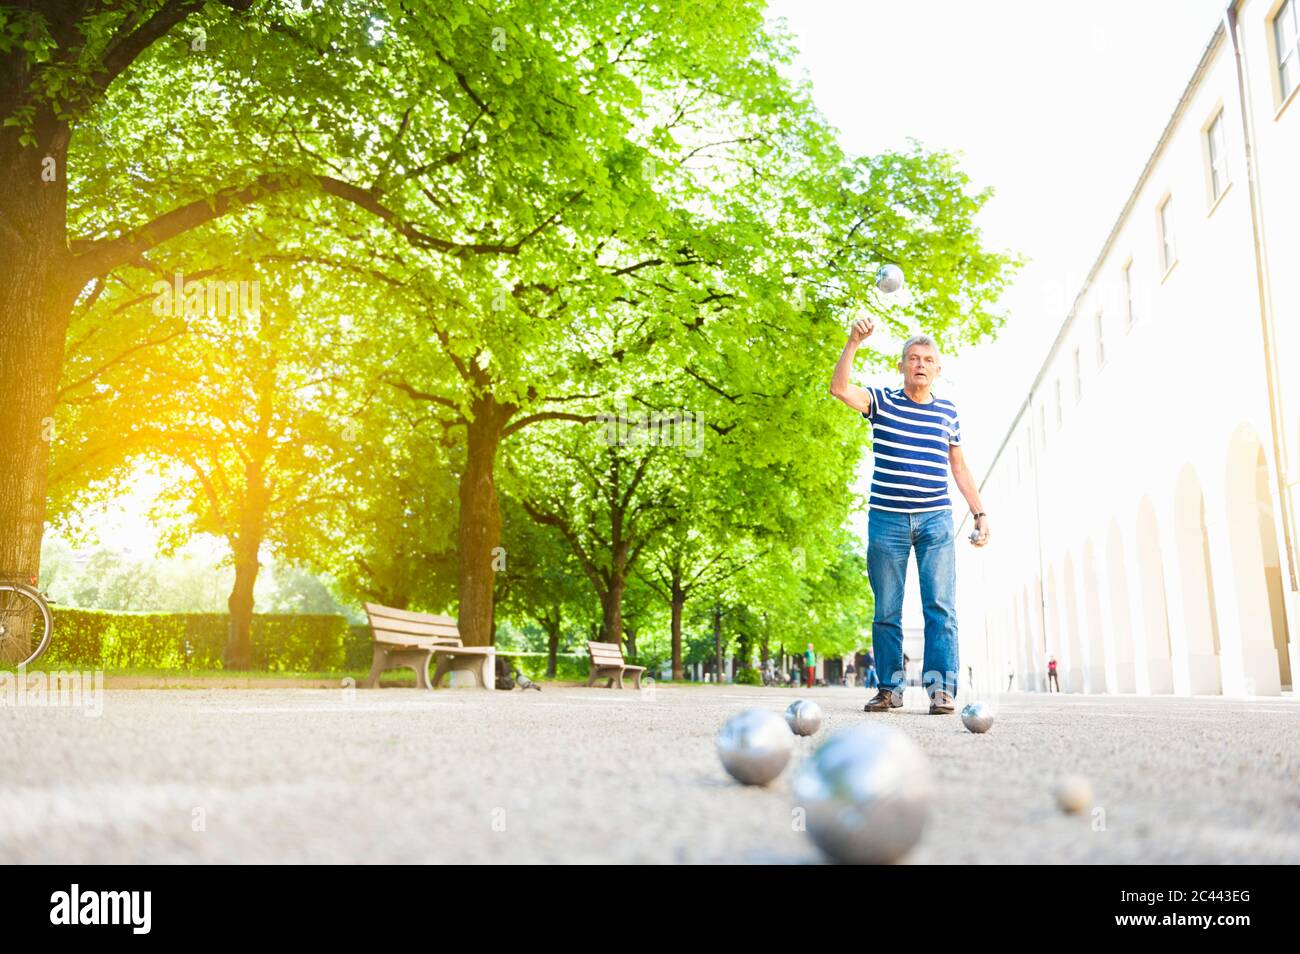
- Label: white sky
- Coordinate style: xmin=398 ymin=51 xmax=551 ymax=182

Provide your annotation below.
xmin=763 ymin=0 xmax=1227 ymax=531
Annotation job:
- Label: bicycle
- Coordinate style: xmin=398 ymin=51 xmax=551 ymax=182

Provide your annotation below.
xmin=0 ymin=577 xmax=53 ymax=669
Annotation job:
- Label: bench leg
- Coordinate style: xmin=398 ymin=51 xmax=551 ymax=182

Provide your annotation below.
xmin=614 ymin=670 xmax=625 ymax=689
xmin=457 ymin=654 xmax=487 ymax=689
xmin=631 ymin=671 xmax=642 ymax=690
xmin=586 ymin=668 xmax=599 ymax=687
xmin=366 ymin=646 xmax=388 ymax=688
xmin=412 ymin=652 xmax=433 ymax=690
xmin=432 ymin=653 xmax=496 ymax=689
xmin=477 ymin=653 xmax=495 ymax=691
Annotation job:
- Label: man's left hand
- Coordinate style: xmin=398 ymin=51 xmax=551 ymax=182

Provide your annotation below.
xmin=971 ymin=514 xmax=991 ymax=547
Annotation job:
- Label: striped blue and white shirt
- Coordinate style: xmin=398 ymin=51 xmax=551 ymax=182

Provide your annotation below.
xmin=861 ymin=386 xmax=962 ymax=513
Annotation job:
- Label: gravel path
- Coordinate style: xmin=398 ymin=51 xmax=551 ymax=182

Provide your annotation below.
xmin=2 ymin=684 xmax=1297 ymax=863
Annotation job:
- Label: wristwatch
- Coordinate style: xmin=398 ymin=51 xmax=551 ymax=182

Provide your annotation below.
xmin=971 ymin=512 xmax=986 ymax=519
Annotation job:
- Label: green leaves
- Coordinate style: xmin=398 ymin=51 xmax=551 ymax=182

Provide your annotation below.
xmin=29 ymin=0 xmax=1015 ymax=657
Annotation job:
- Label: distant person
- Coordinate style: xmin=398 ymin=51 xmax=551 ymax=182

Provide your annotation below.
xmin=845 ymin=658 xmax=856 ymax=687
xmin=863 ymin=650 xmax=878 ymax=688
xmin=1006 ymin=659 xmax=1014 ymax=692
xmin=805 ymin=643 xmax=816 ymax=689
xmin=831 ymin=323 xmax=991 ymax=716
xmin=1047 ymin=656 xmax=1060 ymax=692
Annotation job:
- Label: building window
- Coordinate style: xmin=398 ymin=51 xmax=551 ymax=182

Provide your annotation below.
xmin=1158 ymin=197 xmax=1177 ymax=273
xmin=1206 ymin=109 xmax=1229 ymax=202
xmin=1073 ymin=346 xmax=1083 ymax=401
xmin=1123 ymin=260 xmax=1135 ymax=329
xmin=1054 ymin=379 xmax=1063 ymax=428
xmin=1277 ymin=0 xmax=1299 ymax=103
xmin=1095 ymin=311 xmax=1106 ymax=368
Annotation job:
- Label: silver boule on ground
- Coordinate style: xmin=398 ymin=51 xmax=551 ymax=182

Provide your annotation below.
xmin=784 ymin=699 xmax=824 ymax=736
xmin=961 ymin=701 xmax=994 ymax=733
xmin=715 ymin=708 xmax=794 ymax=786
xmin=792 ymin=723 xmax=932 ymax=864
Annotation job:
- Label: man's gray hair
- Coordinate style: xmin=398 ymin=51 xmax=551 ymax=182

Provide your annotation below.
xmin=901 ymin=334 xmax=941 ymax=363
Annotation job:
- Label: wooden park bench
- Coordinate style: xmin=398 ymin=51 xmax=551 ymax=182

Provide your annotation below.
xmin=585 ymin=640 xmax=647 ymax=689
xmin=364 ymin=603 xmax=495 ymax=691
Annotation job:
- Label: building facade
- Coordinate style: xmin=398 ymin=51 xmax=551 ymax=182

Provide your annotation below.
xmin=956 ymin=0 xmax=1300 ymax=697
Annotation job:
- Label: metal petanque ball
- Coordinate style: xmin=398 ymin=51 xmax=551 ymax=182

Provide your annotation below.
xmin=875 ymin=264 xmax=905 ymax=294
xmin=785 ymin=699 xmax=824 ymax=736
xmin=960 ymin=702 xmax=994 ymax=734
xmin=715 ymin=709 xmax=795 ymax=786
xmin=792 ymin=724 xmax=932 ymax=864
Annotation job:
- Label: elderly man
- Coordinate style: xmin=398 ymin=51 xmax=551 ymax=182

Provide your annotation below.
xmin=829 ymin=318 xmax=990 ymax=714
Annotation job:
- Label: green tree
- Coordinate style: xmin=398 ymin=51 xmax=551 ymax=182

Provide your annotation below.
xmin=494 ymin=493 xmax=591 ymax=677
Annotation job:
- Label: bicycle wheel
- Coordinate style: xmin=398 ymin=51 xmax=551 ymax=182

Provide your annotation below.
xmin=0 ymin=582 xmax=53 ymax=669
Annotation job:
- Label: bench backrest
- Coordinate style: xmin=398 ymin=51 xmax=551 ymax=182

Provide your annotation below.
xmin=588 ymin=640 xmax=626 ymax=669
xmin=366 ymin=602 xmax=462 ymax=648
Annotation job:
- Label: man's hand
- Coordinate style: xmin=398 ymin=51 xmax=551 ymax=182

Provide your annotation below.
xmin=970 ymin=514 xmax=991 ymax=547
xmin=830 ymin=319 xmax=875 ymax=413
xmin=848 ymin=317 xmax=874 ymax=345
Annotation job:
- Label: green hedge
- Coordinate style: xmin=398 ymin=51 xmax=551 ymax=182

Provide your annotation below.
xmin=499 ymin=652 xmax=589 ymax=682
xmin=345 ymin=624 xmax=373 ymax=670
xmin=46 ymin=609 xmax=349 ymax=671
xmin=46 ymin=611 xmax=660 ymax=679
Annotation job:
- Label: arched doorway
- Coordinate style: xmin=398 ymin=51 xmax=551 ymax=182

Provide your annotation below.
xmin=1045 ymin=568 xmax=1062 ymax=685
xmin=1136 ymin=498 xmax=1174 ymax=693
xmin=1173 ymin=466 xmax=1221 ymax=694
xmin=1082 ymin=540 xmax=1107 ymax=693
xmin=1020 ymin=582 xmax=1034 ymax=691
xmin=1062 ymin=554 xmax=1084 ymax=692
xmin=1223 ymin=426 xmax=1290 ymax=694
xmin=1106 ymin=521 xmax=1137 ymax=693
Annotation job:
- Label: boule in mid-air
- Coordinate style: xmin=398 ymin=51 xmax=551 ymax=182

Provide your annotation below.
xmin=875 ymin=264 xmax=905 ymax=294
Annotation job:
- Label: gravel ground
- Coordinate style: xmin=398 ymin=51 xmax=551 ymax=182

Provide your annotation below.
xmin=1 ymin=684 xmax=1297 ymax=863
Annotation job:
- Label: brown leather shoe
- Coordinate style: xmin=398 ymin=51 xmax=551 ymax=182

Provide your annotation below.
xmin=863 ymin=689 xmax=903 ymax=712
xmin=928 ymin=691 xmax=955 ymax=714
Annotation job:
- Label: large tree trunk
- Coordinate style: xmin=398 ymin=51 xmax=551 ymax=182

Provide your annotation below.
xmin=224 ymin=471 xmax=268 ymax=669
xmin=457 ymin=397 xmax=506 ymax=646
xmin=225 ymin=549 xmax=260 ymax=670
xmin=713 ymin=604 xmax=723 ymax=684
xmin=670 ymin=578 xmax=686 ymax=680
xmin=0 ymin=118 xmax=75 ymax=583
xmin=600 ymin=574 xmax=625 ymax=646
xmin=624 ymin=624 xmax=637 ymax=661
xmin=546 ymin=625 xmax=560 ymax=678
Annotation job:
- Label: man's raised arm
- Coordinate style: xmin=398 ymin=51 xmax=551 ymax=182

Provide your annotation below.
xmin=829 ymin=318 xmax=876 ymax=414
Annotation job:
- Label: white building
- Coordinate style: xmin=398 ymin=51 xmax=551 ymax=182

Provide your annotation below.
xmin=956 ymin=0 xmax=1300 ymax=697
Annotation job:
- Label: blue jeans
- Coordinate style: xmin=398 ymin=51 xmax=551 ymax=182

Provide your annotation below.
xmin=867 ymin=508 xmax=959 ymax=700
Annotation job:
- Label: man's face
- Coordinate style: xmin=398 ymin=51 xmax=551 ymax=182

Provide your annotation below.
xmin=900 ymin=344 xmax=940 ymax=389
